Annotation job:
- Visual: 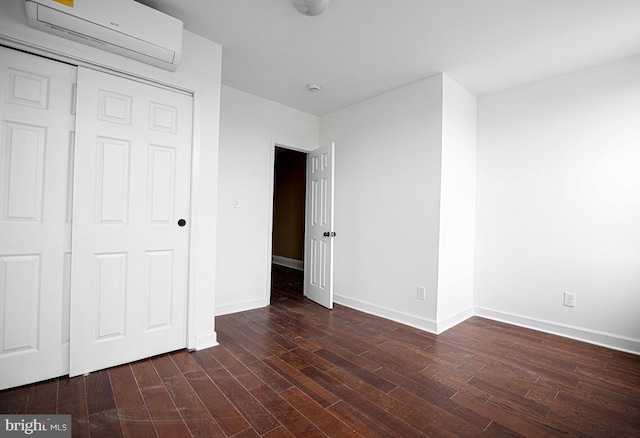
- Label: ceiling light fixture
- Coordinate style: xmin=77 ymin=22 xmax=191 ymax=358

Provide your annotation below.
xmin=292 ymin=0 xmax=329 ymax=16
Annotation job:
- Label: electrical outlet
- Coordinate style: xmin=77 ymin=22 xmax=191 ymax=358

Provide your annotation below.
xmin=563 ymin=292 xmax=576 ymax=308
xmin=417 ymin=286 xmax=426 ymax=301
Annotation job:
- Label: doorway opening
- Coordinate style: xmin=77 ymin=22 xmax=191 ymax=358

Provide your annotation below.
xmin=270 ymin=146 xmax=307 ymax=301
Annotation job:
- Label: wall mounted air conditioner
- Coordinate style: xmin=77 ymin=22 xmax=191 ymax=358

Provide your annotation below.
xmin=24 ymin=0 xmax=183 ymax=71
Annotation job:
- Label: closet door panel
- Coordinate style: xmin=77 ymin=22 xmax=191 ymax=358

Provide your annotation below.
xmin=70 ymin=68 xmax=193 ymax=377
xmin=0 ymin=47 xmax=76 ymax=390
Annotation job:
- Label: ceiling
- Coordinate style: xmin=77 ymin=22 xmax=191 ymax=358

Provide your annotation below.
xmin=137 ymin=0 xmax=640 ymax=116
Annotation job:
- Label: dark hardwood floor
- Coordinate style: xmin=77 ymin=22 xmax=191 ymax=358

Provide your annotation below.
xmin=2 ymin=264 xmax=639 ymax=437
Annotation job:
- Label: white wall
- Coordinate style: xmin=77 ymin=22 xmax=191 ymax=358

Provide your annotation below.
xmin=475 ymin=55 xmax=640 ymax=353
xmin=215 ymin=85 xmax=320 ymax=315
xmin=437 ymin=76 xmax=477 ymax=330
xmin=320 ymin=75 xmax=445 ymax=331
xmin=0 ymin=0 xmax=222 ymax=350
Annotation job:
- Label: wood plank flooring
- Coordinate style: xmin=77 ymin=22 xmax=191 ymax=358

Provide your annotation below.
xmin=1 ymin=264 xmax=639 ymax=437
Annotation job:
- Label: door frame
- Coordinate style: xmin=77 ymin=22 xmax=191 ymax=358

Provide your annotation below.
xmin=0 ymin=39 xmax=203 ymax=351
xmin=266 ymin=139 xmax=310 ymax=303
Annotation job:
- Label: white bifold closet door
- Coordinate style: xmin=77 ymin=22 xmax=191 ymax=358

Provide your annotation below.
xmin=69 ymin=67 xmax=193 ymax=377
xmin=0 ymin=47 xmax=76 ymax=390
xmin=0 ymin=50 xmax=193 ymax=389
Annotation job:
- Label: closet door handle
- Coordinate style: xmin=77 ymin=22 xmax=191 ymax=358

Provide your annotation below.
xmin=178 ymin=219 xmax=186 ymax=227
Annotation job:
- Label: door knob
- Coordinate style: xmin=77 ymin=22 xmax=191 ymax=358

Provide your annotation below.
xmin=178 ymin=219 xmax=186 ymax=227
xmin=323 ymin=231 xmax=336 ymax=237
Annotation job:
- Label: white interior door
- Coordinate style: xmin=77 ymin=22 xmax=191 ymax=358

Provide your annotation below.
xmin=304 ymin=142 xmax=335 ymax=309
xmin=0 ymin=47 xmax=76 ymax=389
xmin=70 ymin=67 xmax=193 ymax=376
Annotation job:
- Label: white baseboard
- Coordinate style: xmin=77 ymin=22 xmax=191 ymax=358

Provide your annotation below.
xmin=331 ymin=298 xmax=639 ymax=355
xmin=272 ymin=255 xmax=304 ymax=270
xmin=436 ymin=307 xmax=474 ymax=334
xmin=474 ymin=306 xmax=640 ymax=355
xmin=215 ymin=297 xmax=268 ymax=317
xmin=193 ymin=332 xmax=218 ymax=351
xmin=334 ymin=294 xmax=438 ymax=333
